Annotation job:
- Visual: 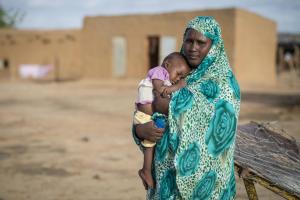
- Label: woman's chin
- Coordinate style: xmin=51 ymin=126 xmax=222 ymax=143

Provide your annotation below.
xmin=189 ymin=58 xmax=204 ymax=68
xmin=189 ymin=62 xmax=199 ymax=69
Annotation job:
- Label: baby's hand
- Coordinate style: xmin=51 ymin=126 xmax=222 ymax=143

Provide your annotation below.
xmin=177 ymin=79 xmax=186 ymax=88
xmin=161 ymin=88 xmax=171 ymax=98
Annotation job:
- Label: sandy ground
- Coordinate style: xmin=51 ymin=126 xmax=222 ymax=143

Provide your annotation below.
xmin=0 ymin=79 xmax=299 ymax=200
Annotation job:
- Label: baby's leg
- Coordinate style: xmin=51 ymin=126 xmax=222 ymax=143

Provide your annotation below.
xmin=139 ymin=147 xmax=155 ymax=189
xmin=133 ymin=109 xmax=155 ymax=189
xmin=136 ymin=103 xmax=153 ymax=116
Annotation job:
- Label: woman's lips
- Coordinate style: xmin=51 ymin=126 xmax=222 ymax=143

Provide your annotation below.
xmin=188 ymin=54 xmax=199 ymax=60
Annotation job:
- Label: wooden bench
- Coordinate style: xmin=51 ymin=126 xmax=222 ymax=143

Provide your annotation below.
xmin=235 ymin=122 xmax=300 ymax=200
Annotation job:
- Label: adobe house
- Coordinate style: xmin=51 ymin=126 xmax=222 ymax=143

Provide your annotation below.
xmin=0 ymin=29 xmax=82 ymax=80
xmin=0 ymin=8 xmax=277 ymax=87
xmin=82 ymin=8 xmax=277 ymax=87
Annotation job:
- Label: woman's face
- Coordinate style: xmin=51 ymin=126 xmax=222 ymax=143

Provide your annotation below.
xmin=182 ymin=29 xmax=212 ymax=69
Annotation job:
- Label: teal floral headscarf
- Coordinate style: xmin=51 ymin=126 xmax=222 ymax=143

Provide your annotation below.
xmin=133 ymin=16 xmax=240 ymax=200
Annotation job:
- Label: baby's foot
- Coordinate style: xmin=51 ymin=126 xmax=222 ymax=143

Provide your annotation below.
xmin=138 ymin=169 xmax=155 ymax=190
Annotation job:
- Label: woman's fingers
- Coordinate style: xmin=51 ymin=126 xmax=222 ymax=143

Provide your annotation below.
xmin=145 ymin=126 xmax=163 ymax=142
xmin=136 ymin=121 xmax=153 ymax=140
xmin=153 ymin=127 xmax=164 ymax=141
xmin=135 ymin=120 xmax=165 ymax=142
xmin=155 ymin=127 xmax=164 ymax=136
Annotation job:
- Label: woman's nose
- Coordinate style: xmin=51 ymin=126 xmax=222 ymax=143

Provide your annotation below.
xmin=191 ymin=41 xmax=198 ymax=51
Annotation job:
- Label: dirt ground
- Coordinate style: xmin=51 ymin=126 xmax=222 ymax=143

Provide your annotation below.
xmin=0 ymin=79 xmax=299 ymax=200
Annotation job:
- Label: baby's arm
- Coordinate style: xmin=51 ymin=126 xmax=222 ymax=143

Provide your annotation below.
xmin=161 ymin=79 xmax=186 ymax=98
xmin=152 ymin=79 xmax=186 ymax=98
xmin=152 ymin=79 xmax=166 ymax=95
xmin=152 ymin=89 xmax=170 ymax=115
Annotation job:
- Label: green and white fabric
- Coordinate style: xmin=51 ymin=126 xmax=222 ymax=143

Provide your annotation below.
xmin=134 ymin=16 xmax=240 ymax=200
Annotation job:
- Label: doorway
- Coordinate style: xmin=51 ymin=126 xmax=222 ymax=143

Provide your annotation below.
xmin=0 ymin=58 xmax=10 ymax=79
xmin=148 ymin=36 xmax=159 ymax=69
xmin=0 ymin=58 xmax=9 ymax=70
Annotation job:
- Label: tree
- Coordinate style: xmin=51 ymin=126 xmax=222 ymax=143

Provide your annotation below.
xmin=0 ymin=5 xmax=24 ymax=28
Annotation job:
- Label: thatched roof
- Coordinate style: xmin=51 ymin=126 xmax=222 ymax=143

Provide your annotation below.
xmin=235 ymin=122 xmax=300 ymax=198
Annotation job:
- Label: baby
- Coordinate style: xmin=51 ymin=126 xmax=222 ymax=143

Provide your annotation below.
xmin=134 ymin=52 xmax=190 ymax=189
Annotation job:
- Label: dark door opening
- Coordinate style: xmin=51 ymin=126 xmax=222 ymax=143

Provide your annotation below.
xmin=148 ymin=36 xmax=160 ymax=69
xmin=0 ymin=58 xmax=9 ymax=70
xmin=3 ymin=58 xmax=9 ymax=69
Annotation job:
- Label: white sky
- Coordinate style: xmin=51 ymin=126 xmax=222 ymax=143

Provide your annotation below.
xmin=1 ymin=0 xmax=300 ymax=33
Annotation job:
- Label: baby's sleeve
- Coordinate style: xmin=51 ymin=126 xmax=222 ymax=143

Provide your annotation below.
xmin=148 ymin=67 xmax=168 ymax=81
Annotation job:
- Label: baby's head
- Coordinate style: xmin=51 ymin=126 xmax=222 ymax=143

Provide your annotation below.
xmin=162 ymin=52 xmax=190 ymax=84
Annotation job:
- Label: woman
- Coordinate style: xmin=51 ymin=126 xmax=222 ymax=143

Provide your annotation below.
xmin=133 ymin=16 xmax=241 ymax=200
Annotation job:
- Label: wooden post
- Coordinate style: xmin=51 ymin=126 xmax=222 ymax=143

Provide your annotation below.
xmin=243 ymin=178 xmax=259 ymax=200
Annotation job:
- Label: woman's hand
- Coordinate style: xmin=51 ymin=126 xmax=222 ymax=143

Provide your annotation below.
xmin=135 ymin=121 xmax=164 ymax=143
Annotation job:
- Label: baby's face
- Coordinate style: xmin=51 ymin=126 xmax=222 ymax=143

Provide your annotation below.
xmin=168 ymin=60 xmax=190 ymax=84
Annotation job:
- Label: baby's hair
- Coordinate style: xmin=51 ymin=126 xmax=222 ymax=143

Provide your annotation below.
xmin=162 ymin=52 xmax=187 ymax=66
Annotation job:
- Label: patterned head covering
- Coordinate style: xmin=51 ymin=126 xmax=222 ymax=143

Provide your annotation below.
xmin=184 ymin=16 xmax=230 ymax=85
xmin=151 ymin=16 xmax=241 ymax=199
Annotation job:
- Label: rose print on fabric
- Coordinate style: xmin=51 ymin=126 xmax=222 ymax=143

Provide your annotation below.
xmin=155 ymin=127 xmax=169 ymax=162
xmin=199 ymin=79 xmax=220 ymax=101
xmin=177 ymin=142 xmax=200 ymax=176
xmin=229 ymin=71 xmax=240 ymax=100
xmin=159 ymin=169 xmax=177 ymax=199
xmin=205 ymin=99 xmax=237 ymax=157
xmin=219 ymin=168 xmax=236 ymax=200
xmin=171 ymin=87 xmax=194 ymax=119
xmin=192 ymin=170 xmax=217 ymax=200
xmin=169 ymin=132 xmax=179 ymax=155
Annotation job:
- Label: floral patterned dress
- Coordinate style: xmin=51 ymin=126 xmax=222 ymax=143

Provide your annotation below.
xmin=133 ymin=16 xmax=240 ymax=200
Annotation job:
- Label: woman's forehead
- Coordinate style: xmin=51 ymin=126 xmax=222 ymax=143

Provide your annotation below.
xmin=185 ymin=29 xmax=207 ymax=40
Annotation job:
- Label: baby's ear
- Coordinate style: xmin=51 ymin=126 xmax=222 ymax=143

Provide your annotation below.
xmin=164 ymin=60 xmax=170 ymax=69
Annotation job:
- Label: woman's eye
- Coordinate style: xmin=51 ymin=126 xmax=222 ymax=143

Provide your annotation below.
xmin=198 ymin=41 xmax=205 ymax=45
xmin=185 ymin=39 xmax=193 ymax=44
